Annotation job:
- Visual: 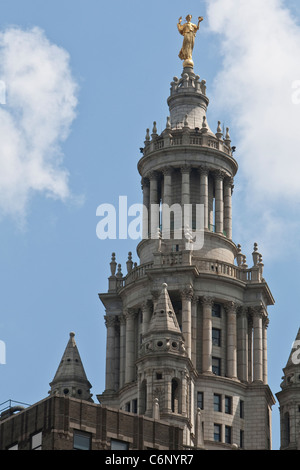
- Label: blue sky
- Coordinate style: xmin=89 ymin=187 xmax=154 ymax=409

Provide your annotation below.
xmin=0 ymin=0 xmax=300 ymax=450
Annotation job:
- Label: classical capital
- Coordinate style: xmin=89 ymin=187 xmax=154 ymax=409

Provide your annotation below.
xmin=104 ymin=315 xmax=116 ymax=328
xmin=148 ymin=171 xmax=158 ymax=181
xmin=161 ymin=166 xmax=173 ymax=176
xmin=224 ymin=301 xmax=239 ymax=314
xmin=213 ymin=169 xmax=226 ymax=181
xmin=141 ymin=177 xmax=150 ymax=188
xmin=181 ymin=285 xmax=194 ymax=300
xmin=201 ymin=296 xmax=214 ymax=307
xmin=180 ymin=164 xmax=191 ymax=174
xmin=124 ymin=309 xmax=136 ymax=321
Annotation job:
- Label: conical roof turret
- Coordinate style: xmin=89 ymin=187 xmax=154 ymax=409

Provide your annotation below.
xmin=49 ymin=332 xmax=93 ymax=402
xmin=149 ymin=283 xmax=181 ymax=334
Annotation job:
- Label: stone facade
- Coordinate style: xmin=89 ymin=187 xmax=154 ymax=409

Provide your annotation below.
xmin=98 ymin=63 xmax=276 ymax=449
xmin=0 ymin=395 xmax=183 ymax=450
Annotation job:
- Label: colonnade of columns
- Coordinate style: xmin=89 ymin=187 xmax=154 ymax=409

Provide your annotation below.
xmin=142 ymin=167 xmax=234 ymax=240
xmin=104 ymin=298 xmax=269 ymax=392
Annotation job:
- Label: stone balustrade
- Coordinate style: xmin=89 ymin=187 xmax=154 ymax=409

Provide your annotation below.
xmin=143 ymin=129 xmax=233 ymax=158
xmin=110 ymin=247 xmax=264 ymax=291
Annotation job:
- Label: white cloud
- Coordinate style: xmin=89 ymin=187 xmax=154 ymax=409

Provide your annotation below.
xmin=0 ymin=26 xmax=78 ymax=219
xmin=206 ymin=0 xmax=300 ymax=203
xmin=205 ymin=0 xmax=300 ymax=258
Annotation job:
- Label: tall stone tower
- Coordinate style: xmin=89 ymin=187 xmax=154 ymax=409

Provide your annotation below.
xmin=98 ymin=17 xmax=275 ymax=450
xmin=276 ymin=329 xmax=300 ymax=450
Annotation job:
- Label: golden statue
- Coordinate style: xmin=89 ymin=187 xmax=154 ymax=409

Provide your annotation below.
xmin=177 ymin=15 xmax=204 ymax=68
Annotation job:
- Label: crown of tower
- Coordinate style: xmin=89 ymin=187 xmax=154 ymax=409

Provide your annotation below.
xmin=49 ymin=332 xmax=93 ymax=402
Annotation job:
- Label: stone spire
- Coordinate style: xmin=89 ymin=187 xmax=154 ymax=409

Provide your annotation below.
xmin=49 ymin=332 xmax=93 ymax=402
xmin=285 ymin=328 xmax=300 ymax=368
xmin=149 ymin=283 xmax=181 ymax=334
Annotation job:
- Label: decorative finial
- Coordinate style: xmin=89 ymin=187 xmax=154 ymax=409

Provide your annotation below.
xmin=216 ymin=121 xmax=223 ymax=140
xmin=126 ymin=252 xmax=133 ymax=273
xmin=225 ymin=127 xmax=231 ymax=147
xmin=152 ymin=121 xmax=157 ymax=135
xmin=184 ymin=114 xmax=189 ymax=128
xmin=177 ymin=15 xmax=204 ymax=68
xmin=145 ymin=128 xmax=150 ymax=142
xmin=202 ymin=116 xmax=208 ymax=133
xmin=116 ymin=264 xmax=123 ymax=278
xmin=110 ymin=252 xmax=117 ymax=276
xmin=166 ymin=116 xmax=171 ymax=129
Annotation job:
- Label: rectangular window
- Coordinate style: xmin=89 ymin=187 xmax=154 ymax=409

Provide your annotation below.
xmin=31 ymin=431 xmax=42 ymax=450
xmin=212 ymin=328 xmax=221 ymax=346
xmin=240 ymin=400 xmax=244 ymax=419
xmin=214 ymin=393 xmax=222 ymax=412
xmin=125 ymin=402 xmax=131 ymax=412
xmin=111 ymin=439 xmax=129 ymax=450
xmin=214 ymin=424 xmax=221 ymax=442
xmin=132 ymin=399 xmax=138 ymax=414
xmin=73 ymin=430 xmax=91 ymax=450
xmin=225 ymin=396 xmax=232 ymax=414
xmin=225 ymin=425 xmax=232 ymax=444
xmin=197 ymin=391 xmax=204 ymax=410
xmin=212 ymin=357 xmax=221 ymax=376
xmin=240 ymin=430 xmax=244 ymax=448
xmin=212 ymin=303 xmax=221 ymax=318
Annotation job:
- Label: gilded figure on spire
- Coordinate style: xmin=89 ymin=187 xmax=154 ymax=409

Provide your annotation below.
xmin=177 ymin=15 xmax=203 ymax=68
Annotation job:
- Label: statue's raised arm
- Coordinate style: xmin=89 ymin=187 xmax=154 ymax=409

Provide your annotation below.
xmin=177 ymin=15 xmax=204 ymax=68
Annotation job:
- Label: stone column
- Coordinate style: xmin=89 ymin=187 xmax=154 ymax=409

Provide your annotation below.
xmin=142 ymin=177 xmax=150 ymax=240
xmin=224 ymin=177 xmax=233 ymax=239
xmin=104 ymin=315 xmax=117 ymax=391
xmin=214 ymin=171 xmax=224 ymax=234
xmin=225 ymin=302 xmax=237 ymax=379
xmin=237 ymin=307 xmax=248 ymax=382
xmin=208 ymin=175 xmax=214 ymax=230
xmin=252 ymin=307 xmax=263 ymax=382
xmin=181 ymin=372 xmax=188 ymax=417
xmin=124 ymin=310 xmax=136 ymax=384
xmin=201 ymin=297 xmax=213 ymax=374
xmin=142 ymin=300 xmax=152 ymax=336
xmin=199 ymin=167 xmax=209 ymax=231
xmin=191 ymin=296 xmax=198 ymax=367
xmin=162 ymin=167 xmax=173 ymax=238
xmin=181 ymin=166 xmax=191 ymax=232
xmin=149 ymin=172 xmax=160 ymax=238
xmin=119 ymin=315 xmax=126 ymax=388
xmin=248 ymin=316 xmax=253 ymax=382
xmin=263 ymin=317 xmax=269 ymax=385
xmin=181 ymin=286 xmax=193 ymax=360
